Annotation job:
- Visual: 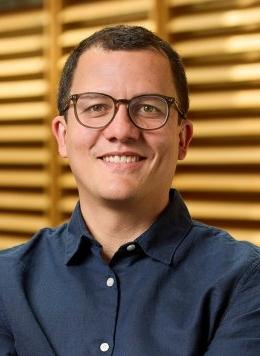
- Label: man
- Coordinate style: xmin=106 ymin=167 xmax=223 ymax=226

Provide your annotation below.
xmin=0 ymin=25 xmax=259 ymax=355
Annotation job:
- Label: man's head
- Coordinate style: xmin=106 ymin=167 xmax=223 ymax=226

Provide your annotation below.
xmin=57 ymin=25 xmax=189 ymax=121
xmin=53 ymin=25 xmax=193 ymax=212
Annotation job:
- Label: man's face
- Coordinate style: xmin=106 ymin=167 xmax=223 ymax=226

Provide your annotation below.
xmin=53 ymin=47 xmax=192 ymax=209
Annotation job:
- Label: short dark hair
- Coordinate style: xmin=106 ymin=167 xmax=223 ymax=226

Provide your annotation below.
xmin=57 ymin=25 xmax=189 ymax=119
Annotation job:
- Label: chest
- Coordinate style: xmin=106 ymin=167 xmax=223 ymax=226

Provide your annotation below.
xmin=8 ymin=260 xmax=221 ymax=355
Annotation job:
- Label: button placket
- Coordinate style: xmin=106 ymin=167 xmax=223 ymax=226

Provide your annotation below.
xmin=99 ymin=271 xmax=117 ymax=353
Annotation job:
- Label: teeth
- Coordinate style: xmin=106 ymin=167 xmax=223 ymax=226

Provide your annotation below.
xmin=103 ymin=155 xmax=140 ymax=163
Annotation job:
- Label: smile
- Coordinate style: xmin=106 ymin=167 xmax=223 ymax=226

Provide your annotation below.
xmin=102 ymin=155 xmax=141 ymax=163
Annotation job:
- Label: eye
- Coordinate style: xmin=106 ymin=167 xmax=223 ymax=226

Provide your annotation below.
xmin=87 ymin=104 xmax=107 ymax=113
xmin=78 ymin=101 xmax=111 ymax=117
xmin=133 ymin=102 xmax=163 ymax=117
xmin=130 ymin=96 xmax=166 ymax=118
xmin=141 ymin=104 xmax=158 ymax=113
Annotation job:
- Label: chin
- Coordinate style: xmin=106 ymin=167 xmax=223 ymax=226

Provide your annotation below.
xmin=78 ymin=177 xmax=148 ymax=205
xmin=98 ymin=184 xmax=143 ymax=204
xmin=101 ymin=191 xmax=136 ymax=203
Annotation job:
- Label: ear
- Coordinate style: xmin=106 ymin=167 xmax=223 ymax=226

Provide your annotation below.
xmin=52 ymin=116 xmax=68 ymax=158
xmin=178 ymin=119 xmax=193 ymax=160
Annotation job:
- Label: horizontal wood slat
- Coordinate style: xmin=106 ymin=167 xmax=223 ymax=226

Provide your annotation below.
xmin=0 ymin=125 xmax=50 ymax=142
xmin=169 ymin=7 xmax=260 ymax=33
xmin=60 ymin=172 xmax=76 ymax=189
xmin=0 ymin=236 xmax=30 ymax=250
xmin=0 ymin=170 xmax=49 ymax=187
xmin=60 ymin=0 xmax=151 ymax=23
xmin=194 ymin=118 xmax=260 ymax=138
xmin=0 ymin=102 xmax=49 ymax=120
xmin=0 ymin=213 xmax=48 ymax=233
xmin=190 ymin=89 xmax=260 ymax=111
xmin=187 ymin=200 xmax=260 ymax=221
xmin=0 ymin=57 xmax=45 ymax=77
xmin=174 ymin=173 xmax=260 ymax=192
xmin=0 ymin=192 xmax=49 ymax=211
xmin=0 ymin=35 xmax=45 ymax=55
xmin=227 ymin=229 xmax=260 ymax=246
xmin=60 ymin=196 xmax=78 ymax=214
xmin=175 ymin=33 xmax=260 ymax=57
xmin=182 ymin=146 xmax=260 ymax=165
xmin=169 ymin=0 xmax=260 ymax=11
xmin=187 ymin=63 xmax=260 ymax=85
xmin=0 ymin=80 xmax=47 ymax=99
xmin=0 ymin=148 xmax=49 ymax=165
xmin=0 ymin=11 xmax=46 ymax=32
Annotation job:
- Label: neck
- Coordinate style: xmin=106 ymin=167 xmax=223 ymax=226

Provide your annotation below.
xmin=79 ymin=193 xmax=168 ymax=261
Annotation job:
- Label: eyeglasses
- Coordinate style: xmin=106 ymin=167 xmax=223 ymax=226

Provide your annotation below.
xmin=62 ymin=92 xmax=185 ymax=130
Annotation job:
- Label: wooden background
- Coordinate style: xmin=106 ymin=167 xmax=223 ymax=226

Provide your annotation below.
xmin=0 ymin=0 xmax=259 ymax=249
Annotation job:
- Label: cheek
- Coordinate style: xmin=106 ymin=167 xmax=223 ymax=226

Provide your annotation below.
xmin=151 ymin=131 xmax=180 ymax=182
xmin=65 ymin=135 xmax=94 ymax=182
xmin=153 ymin=132 xmax=179 ymax=162
xmin=65 ymin=127 xmax=99 ymax=157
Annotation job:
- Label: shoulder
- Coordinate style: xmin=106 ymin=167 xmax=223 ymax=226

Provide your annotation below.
xmin=178 ymin=220 xmax=260 ymax=283
xmin=0 ymin=223 xmax=68 ymax=278
xmin=191 ymin=220 xmax=260 ymax=259
xmin=0 ymin=223 xmax=69 ymax=331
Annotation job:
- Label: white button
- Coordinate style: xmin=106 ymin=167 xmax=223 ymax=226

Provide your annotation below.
xmin=100 ymin=342 xmax=110 ymax=352
xmin=126 ymin=244 xmax=136 ymax=252
xmin=106 ymin=277 xmax=114 ymax=287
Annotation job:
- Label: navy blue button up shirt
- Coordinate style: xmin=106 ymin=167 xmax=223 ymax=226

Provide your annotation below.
xmin=0 ymin=190 xmax=260 ymax=355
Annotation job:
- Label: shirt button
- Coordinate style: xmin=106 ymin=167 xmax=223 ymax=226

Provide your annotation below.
xmin=100 ymin=342 xmax=110 ymax=352
xmin=126 ymin=244 xmax=136 ymax=252
xmin=106 ymin=277 xmax=114 ymax=287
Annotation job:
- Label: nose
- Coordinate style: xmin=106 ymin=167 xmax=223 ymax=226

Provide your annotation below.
xmin=102 ymin=104 xmax=141 ymax=142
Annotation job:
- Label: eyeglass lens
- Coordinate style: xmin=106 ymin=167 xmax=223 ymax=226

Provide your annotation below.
xmin=75 ymin=93 xmax=168 ymax=129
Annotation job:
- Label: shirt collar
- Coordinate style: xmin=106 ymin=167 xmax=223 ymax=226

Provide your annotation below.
xmin=64 ymin=201 xmax=93 ymax=265
xmin=64 ymin=189 xmax=193 ymax=265
xmin=136 ymin=189 xmax=192 ymax=265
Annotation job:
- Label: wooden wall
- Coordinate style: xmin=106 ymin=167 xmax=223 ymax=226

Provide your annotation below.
xmin=0 ymin=0 xmax=259 ymax=248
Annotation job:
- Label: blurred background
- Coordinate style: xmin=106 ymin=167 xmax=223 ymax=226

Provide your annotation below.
xmin=0 ymin=0 xmax=259 ymax=249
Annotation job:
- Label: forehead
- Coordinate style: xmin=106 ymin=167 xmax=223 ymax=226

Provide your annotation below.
xmin=71 ymin=47 xmax=176 ymax=95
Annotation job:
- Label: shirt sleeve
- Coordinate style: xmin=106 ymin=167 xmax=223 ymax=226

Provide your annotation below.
xmin=205 ymin=259 xmax=260 ymax=355
xmin=0 ymin=295 xmax=17 ymax=355
xmin=0 ymin=332 xmax=17 ymax=355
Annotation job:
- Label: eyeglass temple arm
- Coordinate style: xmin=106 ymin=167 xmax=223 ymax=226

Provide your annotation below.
xmin=60 ymin=95 xmax=77 ymax=115
xmin=170 ymin=98 xmax=185 ymax=119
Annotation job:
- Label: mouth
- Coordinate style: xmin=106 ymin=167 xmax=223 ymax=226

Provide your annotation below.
xmin=99 ymin=153 xmax=145 ymax=164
